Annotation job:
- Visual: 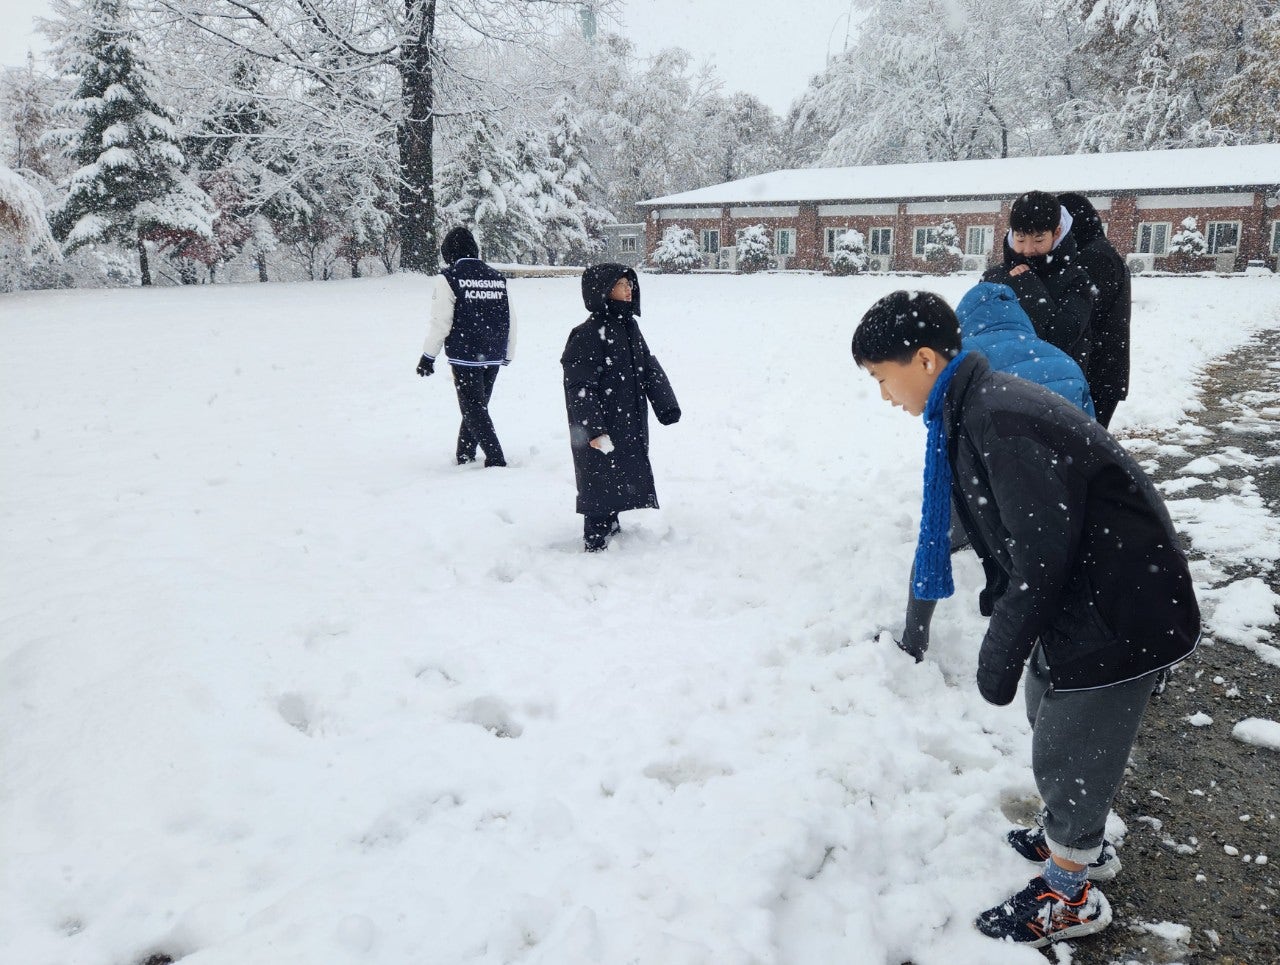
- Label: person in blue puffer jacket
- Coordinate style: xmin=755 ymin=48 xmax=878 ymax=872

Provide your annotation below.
xmin=957 ymin=281 xmax=1095 ymax=418
xmin=896 ymin=281 xmax=1095 ymax=661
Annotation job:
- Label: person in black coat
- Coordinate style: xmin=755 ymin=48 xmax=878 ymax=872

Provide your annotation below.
xmin=852 ymin=291 xmax=1198 ymax=948
xmin=416 ymin=226 xmax=516 ymax=467
xmin=983 ymin=190 xmax=1095 ymax=373
xmin=561 ymin=264 xmax=680 ymax=552
xmin=1059 ymin=192 xmax=1132 ymax=428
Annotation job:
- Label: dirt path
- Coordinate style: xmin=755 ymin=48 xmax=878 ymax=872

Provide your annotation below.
xmin=1065 ymin=328 xmax=1280 ymax=964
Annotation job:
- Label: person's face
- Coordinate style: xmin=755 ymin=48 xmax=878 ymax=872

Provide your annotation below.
xmin=862 ymin=348 xmax=944 ymax=417
xmin=608 ymin=276 xmax=633 ymax=301
xmin=1010 ymin=226 xmax=1061 ymax=257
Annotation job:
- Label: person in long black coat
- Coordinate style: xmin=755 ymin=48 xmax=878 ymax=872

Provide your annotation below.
xmin=1059 ymin=192 xmax=1132 ymax=428
xmin=561 ymin=264 xmax=680 ymax=552
xmin=983 ymin=190 xmax=1094 ymax=373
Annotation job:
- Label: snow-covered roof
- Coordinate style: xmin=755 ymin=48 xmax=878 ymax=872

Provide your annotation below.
xmin=640 ymin=145 xmax=1280 ymax=208
xmin=0 ymin=164 xmax=55 ymax=250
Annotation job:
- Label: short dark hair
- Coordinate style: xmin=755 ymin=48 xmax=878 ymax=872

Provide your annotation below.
xmin=851 ymin=290 xmax=962 ymax=366
xmin=1009 ymin=191 xmax=1061 ymax=234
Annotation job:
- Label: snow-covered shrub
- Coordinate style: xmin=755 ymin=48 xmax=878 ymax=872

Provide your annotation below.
xmin=1165 ymin=216 xmax=1210 ymax=272
xmin=829 ymin=228 xmax=868 ymax=275
xmin=4 ymin=244 xmax=141 ymax=291
xmin=735 ymin=224 xmax=772 ymax=273
xmin=922 ymin=220 xmax=963 ymax=274
xmin=650 ymin=225 xmax=702 ymax=273
xmin=1168 ymin=217 xmax=1208 ymax=257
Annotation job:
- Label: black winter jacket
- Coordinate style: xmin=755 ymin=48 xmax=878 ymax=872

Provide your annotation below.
xmin=944 ymin=354 xmax=1199 ymax=704
xmin=1060 ymin=193 xmax=1131 ymax=407
xmin=983 ymin=232 xmax=1094 ymax=373
xmin=561 ymin=265 xmax=680 ymax=516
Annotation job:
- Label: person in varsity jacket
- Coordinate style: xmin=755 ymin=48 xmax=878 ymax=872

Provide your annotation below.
xmin=416 ymin=226 xmax=516 ymax=467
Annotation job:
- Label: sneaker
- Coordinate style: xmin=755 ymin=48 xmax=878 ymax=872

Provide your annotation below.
xmin=1006 ymin=827 xmax=1121 ymax=881
xmin=975 ymin=876 xmax=1112 ymax=947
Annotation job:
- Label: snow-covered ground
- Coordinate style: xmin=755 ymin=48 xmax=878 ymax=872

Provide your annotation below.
xmin=3 ymin=272 xmax=1278 ymax=965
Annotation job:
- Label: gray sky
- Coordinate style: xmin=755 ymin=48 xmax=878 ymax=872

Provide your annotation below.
xmin=0 ymin=0 xmax=853 ymax=114
xmin=613 ymin=0 xmax=855 ymax=113
xmin=1 ymin=0 xmax=52 ymax=69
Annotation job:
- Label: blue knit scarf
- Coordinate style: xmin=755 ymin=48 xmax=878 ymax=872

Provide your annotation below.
xmin=913 ymin=350 xmax=969 ymax=601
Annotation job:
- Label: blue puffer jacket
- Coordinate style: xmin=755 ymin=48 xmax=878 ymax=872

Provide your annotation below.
xmin=956 ymin=282 xmax=1095 ymax=417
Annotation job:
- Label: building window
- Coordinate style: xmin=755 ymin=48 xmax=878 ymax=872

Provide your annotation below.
xmin=869 ymin=227 xmax=893 ymax=256
xmin=1206 ymin=220 xmax=1241 ymax=255
xmin=965 ymin=226 xmax=993 ymax=256
xmin=1272 ymin=221 xmax=1280 ymax=255
xmin=913 ymin=227 xmax=940 ymax=257
xmin=775 ymin=228 xmax=796 ymax=256
xmin=700 ymin=229 xmax=720 ymax=254
xmin=824 ymin=227 xmax=852 ymax=255
xmin=1136 ymin=222 xmax=1170 ymax=256
xmin=619 ymin=235 xmax=638 ymax=254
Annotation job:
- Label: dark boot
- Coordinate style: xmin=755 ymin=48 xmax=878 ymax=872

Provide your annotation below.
xmin=584 ymin=514 xmax=614 ymax=553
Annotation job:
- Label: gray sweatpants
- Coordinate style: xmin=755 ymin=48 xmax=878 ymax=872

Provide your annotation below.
xmin=1024 ymin=643 xmax=1156 ymax=864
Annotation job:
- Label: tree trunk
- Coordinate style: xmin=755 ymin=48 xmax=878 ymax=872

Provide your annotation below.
xmin=257 ymin=251 xmax=269 ymax=283
xmin=137 ymin=234 xmax=152 ymax=286
xmin=398 ymin=0 xmax=438 ymax=274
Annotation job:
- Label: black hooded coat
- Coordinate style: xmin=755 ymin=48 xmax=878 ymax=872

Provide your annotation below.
xmin=983 ymin=230 xmax=1095 ymax=373
xmin=561 ymin=264 xmax=680 ymax=516
xmin=1059 ymin=193 xmax=1131 ymax=412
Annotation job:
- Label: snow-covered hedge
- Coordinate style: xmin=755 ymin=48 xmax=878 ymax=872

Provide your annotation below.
xmin=735 ymin=224 xmax=772 ymax=273
xmin=650 ymin=225 xmax=702 ymax=274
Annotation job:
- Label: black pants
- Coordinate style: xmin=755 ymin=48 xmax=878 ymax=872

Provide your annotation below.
xmin=452 ymin=365 xmax=505 ymax=466
xmin=583 ymin=512 xmax=620 ymax=551
xmin=1093 ymin=395 xmax=1120 ymax=429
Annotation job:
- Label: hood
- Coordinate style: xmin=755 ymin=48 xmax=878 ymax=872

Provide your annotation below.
xmin=441 ymin=226 xmax=480 ymax=264
xmin=1058 ymin=192 xmax=1106 ymax=248
xmin=956 ymin=282 xmax=1036 ymax=340
xmin=1001 ymin=216 xmax=1081 ymax=270
xmin=581 ymin=263 xmax=641 ymax=316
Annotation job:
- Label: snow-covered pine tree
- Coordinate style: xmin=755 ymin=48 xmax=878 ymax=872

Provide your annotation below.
xmin=437 ymin=115 xmax=542 ymax=264
xmin=650 ymin=225 xmax=701 ymax=273
xmin=1165 ymin=215 xmax=1209 ymax=271
xmin=46 ymin=0 xmax=212 ymax=285
xmin=510 ymin=126 xmax=559 ymax=264
xmin=734 ymin=224 xmax=772 ymax=273
xmin=923 ymin=219 xmax=962 ymax=273
xmin=544 ymin=98 xmax=611 ymax=265
xmin=829 ymin=229 xmax=869 ymax=276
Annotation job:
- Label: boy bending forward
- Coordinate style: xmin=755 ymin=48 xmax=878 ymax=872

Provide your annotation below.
xmin=852 ymin=291 xmax=1199 ymax=948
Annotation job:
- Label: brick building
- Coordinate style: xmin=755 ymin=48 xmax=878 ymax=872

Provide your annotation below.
xmin=638 ymin=145 xmax=1280 ymax=274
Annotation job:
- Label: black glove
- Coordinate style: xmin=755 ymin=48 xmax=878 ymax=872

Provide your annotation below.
xmin=417 ymin=355 xmax=434 ymax=377
xmin=976 ymin=649 xmax=1024 ymax=706
xmin=656 ymin=406 xmax=681 ymax=426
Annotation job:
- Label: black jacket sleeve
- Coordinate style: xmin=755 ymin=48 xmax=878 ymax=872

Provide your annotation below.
xmin=998 ymin=267 xmax=1094 ymax=359
xmin=561 ymin=325 xmax=608 ymax=442
xmin=644 ymin=356 xmax=680 ymax=424
xmin=973 ymin=419 xmax=1088 ymax=705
